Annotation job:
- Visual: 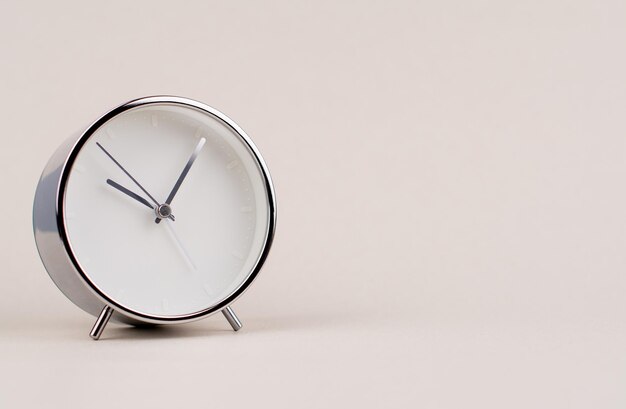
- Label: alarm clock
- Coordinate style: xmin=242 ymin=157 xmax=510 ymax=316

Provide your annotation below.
xmin=33 ymin=96 xmax=277 ymax=340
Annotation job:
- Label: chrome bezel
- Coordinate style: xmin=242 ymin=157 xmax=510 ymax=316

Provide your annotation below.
xmin=35 ymin=96 xmax=277 ymax=325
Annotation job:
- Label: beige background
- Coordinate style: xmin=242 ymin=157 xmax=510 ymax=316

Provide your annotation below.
xmin=1 ymin=1 xmax=625 ymax=407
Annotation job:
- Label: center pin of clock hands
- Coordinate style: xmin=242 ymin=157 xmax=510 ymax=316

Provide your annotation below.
xmin=96 ymin=142 xmax=175 ymax=221
xmin=155 ymin=137 xmax=206 ymax=224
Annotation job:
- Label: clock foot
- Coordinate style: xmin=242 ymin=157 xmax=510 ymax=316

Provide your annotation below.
xmin=90 ymin=305 xmax=114 ymax=340
xmin=222 ymin=306 xmax=242 ymax=331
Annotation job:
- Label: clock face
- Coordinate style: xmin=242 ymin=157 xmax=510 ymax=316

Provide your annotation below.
xmin=63 ymin=101 xmax=272 ymax=318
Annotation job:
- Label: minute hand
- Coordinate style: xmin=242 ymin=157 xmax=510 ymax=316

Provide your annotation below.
xmin=156 ymin=137 xmax=206 ymax=224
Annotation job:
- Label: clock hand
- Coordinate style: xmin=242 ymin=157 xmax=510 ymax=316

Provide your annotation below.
xmin=155 ymin=137 xmax=206 ymax=224
xmin=96 ymin=142 xmax=162 ymax=208
xmin=106 ymin=179 xmax=153 ymax=209
xmin=163 ymin=219 xmax=197 ymax=272
xmin=106 ymin=179 xmax=175 ymax=221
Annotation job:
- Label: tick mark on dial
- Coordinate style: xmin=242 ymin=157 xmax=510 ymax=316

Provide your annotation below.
xmin=231 ymin=251 xmax=244 ymax=261
xmin=226 ymin=160 xmax=239 ymax=170
xmin=151 ymin=115 xmax=158 ymax=128
xmin=194 ymin=127 xmax=203 ymax=139
xmin=240 ymin=206 xmax=252 ymax=213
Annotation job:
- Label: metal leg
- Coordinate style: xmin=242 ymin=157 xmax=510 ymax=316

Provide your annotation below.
xmin=90 ymin=305 xmax=114 ymax=340
xmin=222 ymin=306 xmax=242 ymax=331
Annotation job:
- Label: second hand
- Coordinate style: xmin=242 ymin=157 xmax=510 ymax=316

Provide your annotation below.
xmin=96 ymin=142 xmax=161 ymax=208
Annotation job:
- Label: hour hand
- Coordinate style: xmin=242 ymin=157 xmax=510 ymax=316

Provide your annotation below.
xmin=106 ymin=179 xmax=175 ymax=221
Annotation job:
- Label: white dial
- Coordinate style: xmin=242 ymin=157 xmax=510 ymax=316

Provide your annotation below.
xmin=63 ymin=102 xmax=271 ymax=317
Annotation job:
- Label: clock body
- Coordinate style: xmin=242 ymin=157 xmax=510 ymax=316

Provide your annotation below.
xmin=33 ymin=96 xmax=276 ymax=325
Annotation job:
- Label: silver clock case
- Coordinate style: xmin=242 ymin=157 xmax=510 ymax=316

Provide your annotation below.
xmin=33 ymin=96 xmax=277 ymax=326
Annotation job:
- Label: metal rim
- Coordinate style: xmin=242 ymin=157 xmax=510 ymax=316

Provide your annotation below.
xmin=56 ymin=96 xmax=277 ymax=324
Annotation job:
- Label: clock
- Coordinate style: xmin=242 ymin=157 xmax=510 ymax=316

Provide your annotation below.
xmin=33 ymin=96 xmax=277 ymax=340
